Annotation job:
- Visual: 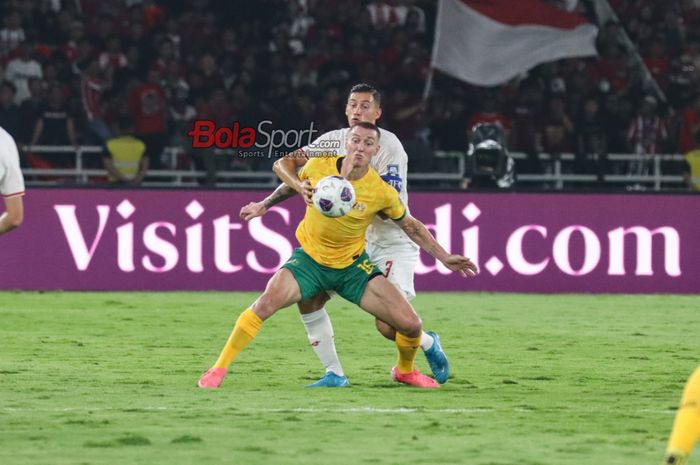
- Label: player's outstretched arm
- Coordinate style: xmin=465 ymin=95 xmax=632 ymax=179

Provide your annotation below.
xmin=396 ymin=214 xmax=478 ymax=277
xmin=272 ymin=150 xmax=314 ymax=206
xmin=0 ymin=196 xmax=23 ymax=235
xmin=239 ymin=183 xmax=298 ymax=221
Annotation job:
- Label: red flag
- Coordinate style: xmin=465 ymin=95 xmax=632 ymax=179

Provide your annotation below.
xmin=431 ymin=0 xmax=598 ymax=86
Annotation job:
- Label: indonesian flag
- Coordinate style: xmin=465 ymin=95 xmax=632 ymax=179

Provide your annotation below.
xmin=431 ymin=0 xmax=598 ymax=87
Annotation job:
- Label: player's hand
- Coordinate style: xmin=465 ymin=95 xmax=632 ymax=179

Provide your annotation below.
xmin=300 ymin=180 xmax=314 ymax=207
xmin=239 ymin=201 xmax=267 ymax=221
xmin=442 ymin=255 xmax=479 ymax=277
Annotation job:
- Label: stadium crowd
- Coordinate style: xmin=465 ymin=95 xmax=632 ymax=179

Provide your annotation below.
xmin=0 ymin=0 xmax=699 ymax=187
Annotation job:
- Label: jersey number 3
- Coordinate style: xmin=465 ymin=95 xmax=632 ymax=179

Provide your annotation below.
xmin=383 ymin=260 xmax=394 ymax=278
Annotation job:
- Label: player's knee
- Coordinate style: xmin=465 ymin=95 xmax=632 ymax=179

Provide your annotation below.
xmin=404 ymin=317 xmax=422 ymax=338
xmin=396 ymin=310 xmax=421 ymax=337
xmin=298 ymin=293 xmax=329 ymax=315
xmin=252 ymin=294 xmax=280 ymax=320
xmin=375 ymin=319 xmax=396 ymax=341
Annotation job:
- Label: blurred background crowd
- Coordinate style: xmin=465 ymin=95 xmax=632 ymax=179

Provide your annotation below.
xmin=0 ymin=0 xmax=699 ymax=189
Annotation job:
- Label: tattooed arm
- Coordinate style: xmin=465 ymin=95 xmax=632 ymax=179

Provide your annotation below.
xmin=240 ymin=183 xmax=299 ymax=221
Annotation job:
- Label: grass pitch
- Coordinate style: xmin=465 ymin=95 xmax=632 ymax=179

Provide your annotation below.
xmin=0 ymin=292 xmax=698 ymax=465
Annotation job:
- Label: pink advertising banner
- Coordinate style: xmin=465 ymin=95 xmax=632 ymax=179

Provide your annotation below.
xmin=1 ymin=189 xmax=698 ymax=293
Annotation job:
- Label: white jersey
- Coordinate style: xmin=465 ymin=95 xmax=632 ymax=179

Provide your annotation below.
xmin=302 ymin=127 xmax=414 ymax=247
xmin=0 ymin=126 xmax=25 ymax=198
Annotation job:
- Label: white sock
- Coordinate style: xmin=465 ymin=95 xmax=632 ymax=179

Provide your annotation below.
xmin=420 ymin=331 xmax=434 ymax=352
xmin=300 ymin=308 xmax=344 ymax=376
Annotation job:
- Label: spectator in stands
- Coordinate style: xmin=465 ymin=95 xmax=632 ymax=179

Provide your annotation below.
xmin=167 ymin=81 xmax=196 ymax=170
xmin=468 ymin=92 xmax=512 ymax=143
xmin=429 ymin=97 xmax=468 ymax=151
xmin=18 ymin=77 xmax=46 ymax=144
xmin=29 ymin=84 xmax=78 ymax=168
xmin=678 ymin=94 xmax=700 ymax=154
xmin=197 ymin=53 xmax=224 ymax=90
xmin=102 ymin=118 xmax=147 ymax=185
xmin=575 ymin=96 xmax=607 ymax=179
xmin=98 ymin=35 xmax=128 ymax=73
xmin=192 ymin=87 xmax=233 ymax=185
xmin=510 ymin=80 xmax=544 ymax=173
xmin=79 ymin=56 xmax=112 ymax=144
xmin=536 ymin=96 xmax=574 ymax=168
xmin=0 ymin=10 xmax=25 ymax=59
xmin=150 ymin=38 xmax=180 ymax=85
xmin=62 ymin=20 xmax=85 ymax=65
xmin=626 ymin=95 xmax=668 ymax=177
xmin=385 ymin=87 xmax=423 ymax=142
xmin=0 ymin=81 xmax=20 ymax=140
xmin=41 ymin=60 xmax=70 ymax=100
xmin=5 ymin=40 xmax=43 ymax=104
xmin=128 ymin=68 xmax=168 ymax=170
xmin=644 ymin=37 xmax=671 ymax=91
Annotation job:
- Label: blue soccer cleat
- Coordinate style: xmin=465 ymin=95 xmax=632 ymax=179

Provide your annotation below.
xmin=305 ymin=371 xmax=350 ymax=388
xmin=423 ymin=331 xmax=450 ymax=384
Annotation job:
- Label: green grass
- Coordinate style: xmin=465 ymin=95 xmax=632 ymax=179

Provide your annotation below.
xmin=0 ymin=292 xmax=698 ymax=465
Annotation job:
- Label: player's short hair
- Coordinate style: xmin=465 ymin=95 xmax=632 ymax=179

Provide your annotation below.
xmin=350 ymin=121 xmax=381 ymax=140
xmin=349 ymin=83 xmax=381 ymax=108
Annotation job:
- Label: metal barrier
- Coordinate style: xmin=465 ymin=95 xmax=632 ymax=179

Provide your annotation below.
xmin=430 ymin=150 xmax=686 ymax=190
xmin=21 ymin=145 xmax=688 ymax=190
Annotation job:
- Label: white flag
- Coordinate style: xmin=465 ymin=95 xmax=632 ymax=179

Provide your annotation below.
xmin=431 ymin=0 xmax=598 ymax=87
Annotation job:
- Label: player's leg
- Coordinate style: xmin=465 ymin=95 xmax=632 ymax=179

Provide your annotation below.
xmin=198 ymin=267 xmax=302 ymax=388
xmin=663 ymin=365 xmax=700 ymax=464
xmin=368 ymin=243 xmax=449 ymax=383
xmin=298 ymin=293 xmax=349 ymax=387
xmin=355 ymin=275 xmax=438 ymax=388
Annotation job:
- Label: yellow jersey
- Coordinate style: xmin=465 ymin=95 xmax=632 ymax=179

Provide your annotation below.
xmin=686 ymin=149 xmax=700 ymax=190
xmin=105 ymin=136 xmax=146 ymax=182
xmin=296 ymin=155 xmax=406 ymax=268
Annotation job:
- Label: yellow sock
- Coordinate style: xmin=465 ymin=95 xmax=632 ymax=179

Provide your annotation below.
xmin=666 ymin=366 xmax=700 ymax=460
xmin=213 ymin=309 xmax=263 ymax=369
xmin=395 ymin=332 xmax=421 ymax=373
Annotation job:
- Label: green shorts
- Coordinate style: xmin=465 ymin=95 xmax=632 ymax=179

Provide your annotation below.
xmin=281 ymin=248 xmax=383 ymax=305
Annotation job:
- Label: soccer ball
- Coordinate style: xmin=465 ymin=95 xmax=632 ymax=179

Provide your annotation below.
xmin=312 ymin=176 xmax=356 ymax=218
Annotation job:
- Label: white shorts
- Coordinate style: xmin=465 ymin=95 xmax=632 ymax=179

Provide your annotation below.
xmin=366 ymin=241 xmax=419 ymax=301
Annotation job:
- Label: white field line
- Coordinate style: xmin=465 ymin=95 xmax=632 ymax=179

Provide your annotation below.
xmin=1 ymin=406 xmax=676 ymax=415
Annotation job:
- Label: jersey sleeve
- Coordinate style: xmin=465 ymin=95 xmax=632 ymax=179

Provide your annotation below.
xmin=297 ymin=156 xmax=322 ymax=182
xmin=0 ymin=138 xmax=25 ymax=197
xmin=376 ymin=134 xmax=408 ymax=195
xmin=379 ymin=183 xmax=406 ymax=221
xmin=297 ymin=159 xmax=310 ymax=181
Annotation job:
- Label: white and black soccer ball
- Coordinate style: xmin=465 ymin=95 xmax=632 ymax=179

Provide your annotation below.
xmin=312 ymin=176 xmax=356 ymax=218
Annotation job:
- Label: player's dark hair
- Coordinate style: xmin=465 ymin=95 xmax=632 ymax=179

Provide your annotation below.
xmin=350 ymin=121 xmax=381 ymax=140
xmin=349 ymin=83 xmax=381 ymax=108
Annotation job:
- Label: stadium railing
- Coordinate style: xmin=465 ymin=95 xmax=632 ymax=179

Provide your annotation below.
xmin=20 ymin=145 xmax=688 ymax=191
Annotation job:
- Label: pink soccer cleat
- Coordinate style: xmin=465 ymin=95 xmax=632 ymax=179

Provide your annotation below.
xmin=391 ymin=366 xmax=440 ymax=388
xmin=197 ymin=368 xmax=227 ymax=389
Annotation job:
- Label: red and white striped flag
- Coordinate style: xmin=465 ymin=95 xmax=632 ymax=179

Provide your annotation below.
xmin=431 ymin=0 xmax=598 ymax=87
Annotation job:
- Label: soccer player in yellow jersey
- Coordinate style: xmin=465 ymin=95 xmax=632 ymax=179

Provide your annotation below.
xmin=662 ymin=365 xmax=700 ymax=465
xmin=241 ymin=83 xmax=451 ymax=388
xmin=198 ymin=122 xmax=478 ymax=389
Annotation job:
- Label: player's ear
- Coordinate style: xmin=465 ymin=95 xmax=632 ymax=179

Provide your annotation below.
xmin=375 ymin=107 xmax=382 ymax=121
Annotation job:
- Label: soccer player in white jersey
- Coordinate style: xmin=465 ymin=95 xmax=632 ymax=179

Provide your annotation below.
xmin=239 ymin=83 xmax=451 ymax=387
xmin=0 ymin=126 xmax=25 ymax=235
